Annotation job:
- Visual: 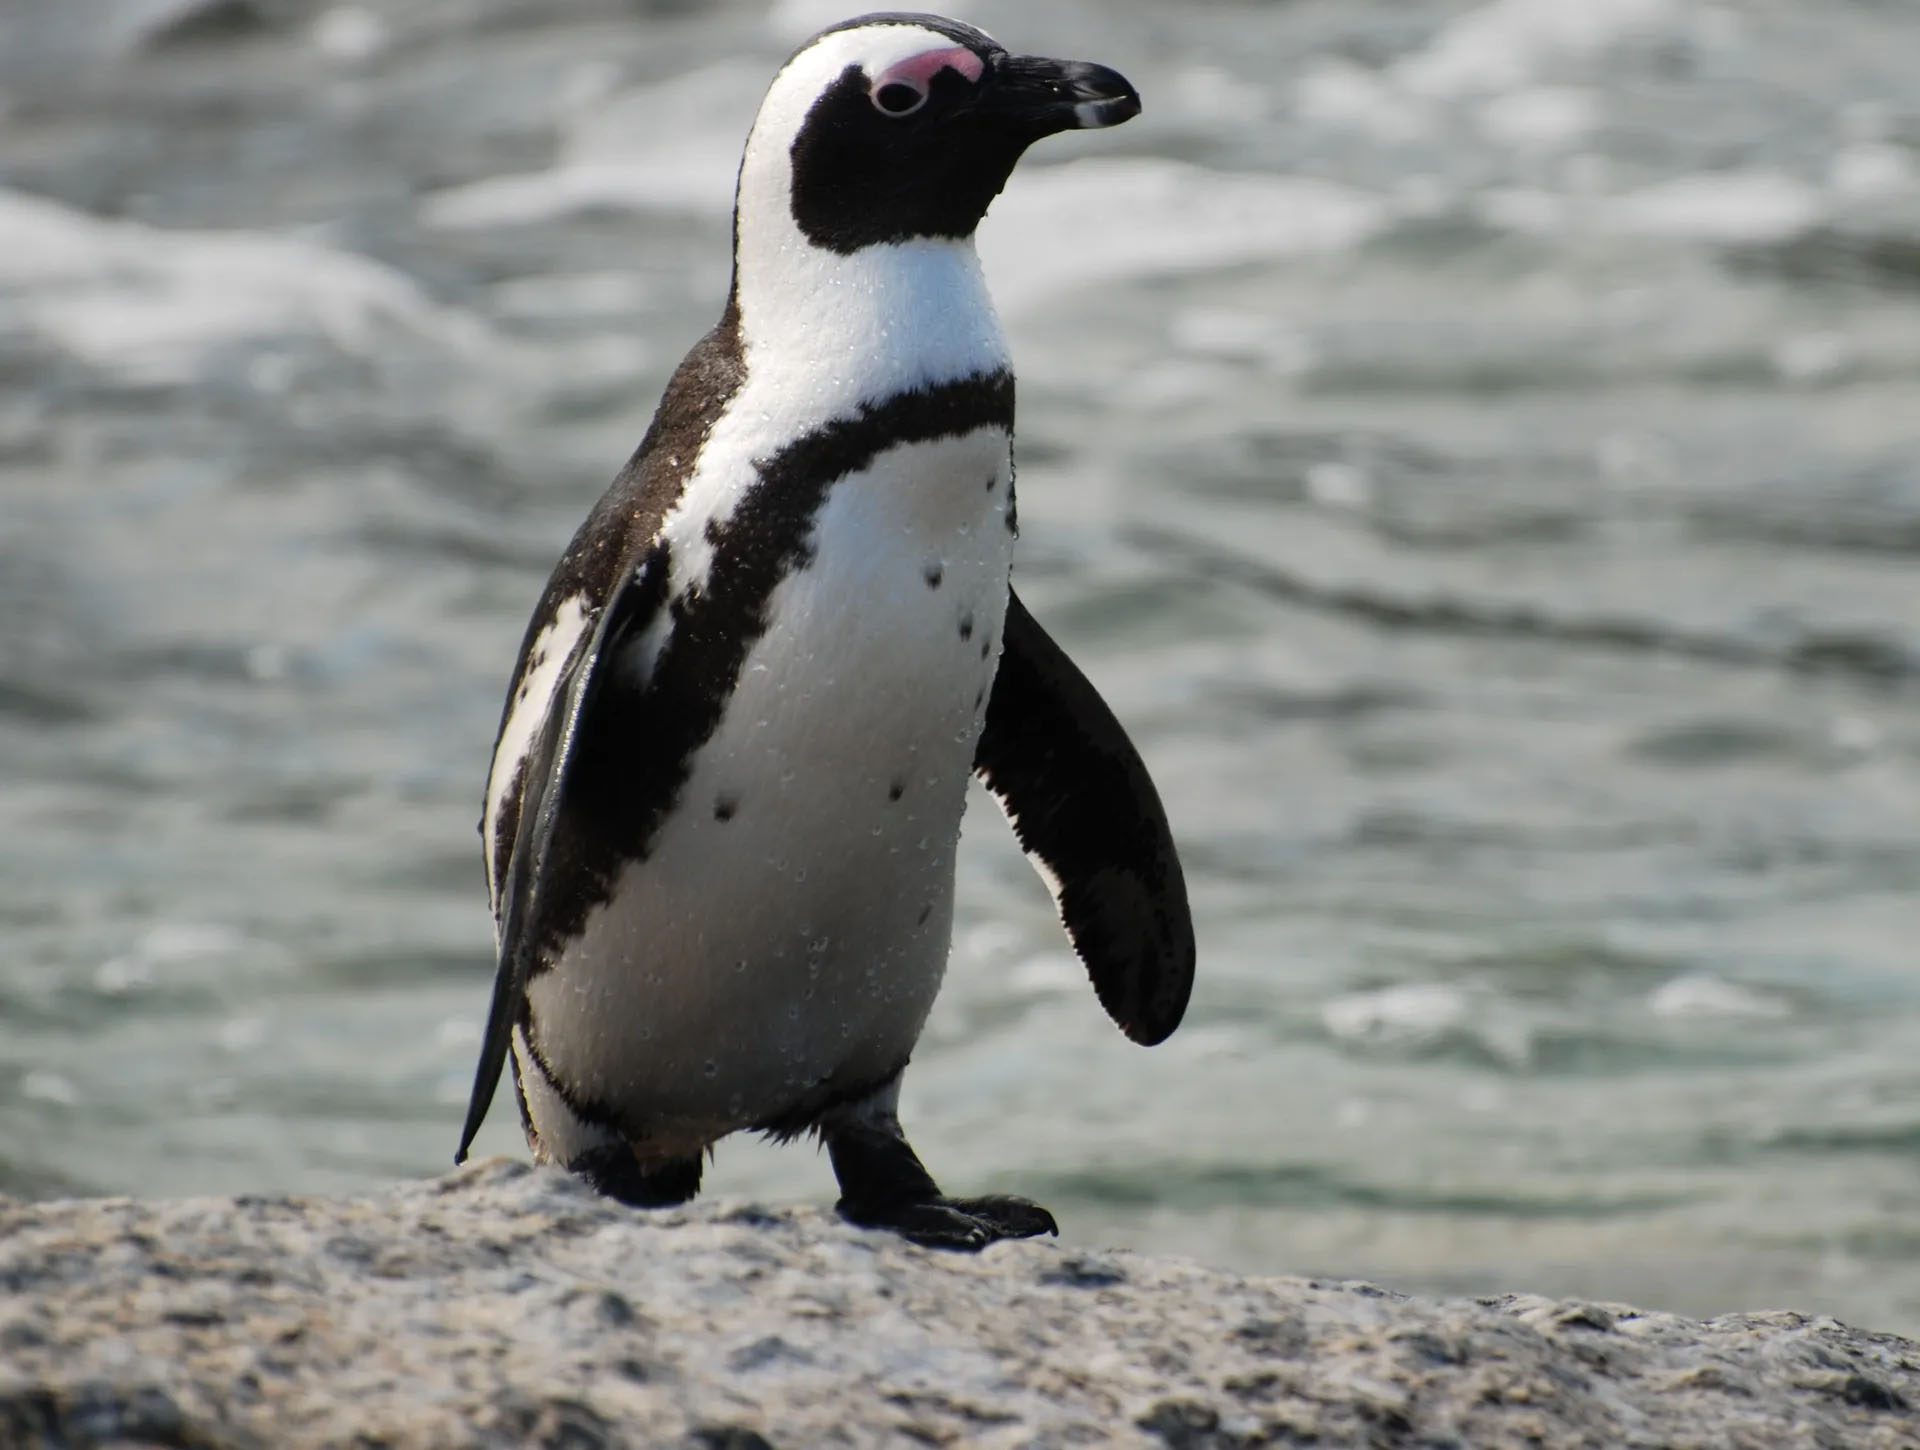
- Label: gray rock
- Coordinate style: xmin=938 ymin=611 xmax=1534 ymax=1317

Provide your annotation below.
xmin=1 ymin=1160 xmax=1915 ymax=1448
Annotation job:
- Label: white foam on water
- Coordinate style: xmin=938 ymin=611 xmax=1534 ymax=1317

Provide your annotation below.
xmin=953 ymin=920 xmax=1028 ymax=967
xmin=435 ymin=1016 xmax=481 ymax=1051
xmin=0 ymin=187 xmax=493 ymax=384
xmin=310 ymin=5 xmax=390 ymax=63
xmin=1475 ymin=85 xmax=1600 ymax=151
xmin=1395 ymin=0 xmax=1680 ymax=98
xmin=765 ymin=0 xmax=1007 ymax=45
xmin=1601 ymin=171 xmax=1823 ymax=243
xmin=1322 ymin=982 xmax=1536 ymax=1068
xmin=488 ymin=270 xmax=658 ymax=322
xmin=1771 ymin=332 xmax=1854 ymax=386
xmin=1828 ymin=143 xmax=1914 ymax=201
xmin=980 ymin=158 xmax=1387 ymax=309
xmin=1159 ymin=63 xmax=1271 ymax=128
xmin=1475 ymin=171 xmax=1823 ymax=245
xmin=94 ymin=921 xmax=247 ymax=996
xmin=421 ymin=60 xmax=764 ymax=229
xmin=1648 ymin=974 xmax=1792 ymax=1021
xmin=1171 ymin=307 xmax=1316 ymax=377
xmin=1003 ymin=952 xmax=1085 ymax=996
xmin=1829 ymin=715 xmax=1884 ymax=757
xmin=19 ymin=1070 xmax=81 ymax=1107
xmin=1294 ymin=60 xmax=1430 ymax=142
xmin=215 ymin=1016 xmax=269 ymax=1054
xmin=0 ymin=0 xmax=214 ymax=68
xmin=767 ymin=0 xmax=897 ymax=43
xmin=1296 ymin=4 xmax=1637 ymax=153
xmin=1322 ymin=983 xmax=1471 ymax=1047
xmin=1304 ymin=461 xmax=1375 ymax=511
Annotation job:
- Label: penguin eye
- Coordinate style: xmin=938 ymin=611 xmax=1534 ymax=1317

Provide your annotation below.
xmin=871 ymin=80 xmax=928 ymax=118
xmin=866 ymin=47 xmax=983 ymax=120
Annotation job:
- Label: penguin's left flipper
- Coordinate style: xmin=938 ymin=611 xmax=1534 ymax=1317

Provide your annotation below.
xmin=975 ymin=589 xmax=1195 ymax=1045
xmin=453 ymin=575 xmax=658 ymax=1165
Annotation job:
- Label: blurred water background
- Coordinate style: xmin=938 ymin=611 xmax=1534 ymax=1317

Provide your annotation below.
xmin=3 ymin=0 xmax=1919 ymax=1332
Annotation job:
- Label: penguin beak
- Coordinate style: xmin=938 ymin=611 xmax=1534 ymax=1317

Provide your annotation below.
xmin=979 ymin=55 xmax=1142 ymax=138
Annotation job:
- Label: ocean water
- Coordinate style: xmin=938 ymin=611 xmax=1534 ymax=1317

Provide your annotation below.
xmin=4 ymin=0 xmax=1919 ymax=1333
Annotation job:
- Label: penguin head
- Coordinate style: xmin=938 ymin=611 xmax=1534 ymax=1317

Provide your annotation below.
xmin=738 ymin=13 xmax=1140 ymax=257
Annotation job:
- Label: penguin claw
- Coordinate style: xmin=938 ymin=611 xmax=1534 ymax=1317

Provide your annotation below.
xmin=944 ymin=1194 xmax=1059 ymax=1241
xmin=837 ymin=1194 xmax=1058 ymax=1252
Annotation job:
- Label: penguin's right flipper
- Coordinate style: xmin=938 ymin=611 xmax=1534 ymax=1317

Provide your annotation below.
xmin=974 ymin=589 xmax=1195 ymax=1046
xmin=454 ymin=572 xmax=659 ymax=1165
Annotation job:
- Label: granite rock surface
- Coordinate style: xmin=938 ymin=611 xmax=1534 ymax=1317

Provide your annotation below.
xmin=2 ymin=1160 xmax=1916 ymax=1448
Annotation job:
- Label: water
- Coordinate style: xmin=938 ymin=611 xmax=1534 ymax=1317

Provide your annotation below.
xmin=4 ymin=0 xmax=1920 ymax=1333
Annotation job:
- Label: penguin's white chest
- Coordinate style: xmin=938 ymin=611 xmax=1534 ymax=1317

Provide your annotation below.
xmin=526 ymin=424 xmax=1015 ymax=1141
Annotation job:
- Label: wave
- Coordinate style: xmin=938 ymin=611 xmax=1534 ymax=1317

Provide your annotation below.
xmin=0 ymin=187 xmax=495 ymax=386
xmin=1128 ymin=524 xmax=1920 ymax=687
xmin=1026 ymin=1159 xmax=1697 ymax=1219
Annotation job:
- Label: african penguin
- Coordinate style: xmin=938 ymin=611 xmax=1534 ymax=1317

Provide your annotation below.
xmin=457 ymin=12 xmax=1194 ymax=1251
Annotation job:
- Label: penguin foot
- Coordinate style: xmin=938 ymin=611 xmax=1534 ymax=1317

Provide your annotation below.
xmin=571 ymin=1145 xmax=703 ymax=1208
xmin=947 ymin=1194 xmax=1059 ymax=1239
xmin=837 ymin=1193 xmax=1058 ymax=1251
xmin=823 ymin=1115 xmax=1056 ymax=1250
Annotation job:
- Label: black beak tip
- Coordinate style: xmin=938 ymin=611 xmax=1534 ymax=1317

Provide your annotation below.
xmin=1066 ymin=61 xmax=1141 ymax=130
xmin=996 ymin=55 xmax=1142 ymax=134
xmin=1076 ymin=90 xmax=1142 ymax=130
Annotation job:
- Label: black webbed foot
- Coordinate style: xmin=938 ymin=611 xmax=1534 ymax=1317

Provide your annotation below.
xmin=944 ymin=1194 xmax=1059 ymax=1240
xmin=837 ymin=1193 xmax=1058 ymax=1251
xmin=825 ymin=1117 xmax=1057 ymax=1252
xmin=571 ymin=1145 xmax=703 ymax=1208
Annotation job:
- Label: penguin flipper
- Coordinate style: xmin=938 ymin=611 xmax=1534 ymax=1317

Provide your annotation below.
xmin=454 ymin=573 xmax=656 ymax=1164
xmin=974 ymin=589 xmax=1195 ymax=1045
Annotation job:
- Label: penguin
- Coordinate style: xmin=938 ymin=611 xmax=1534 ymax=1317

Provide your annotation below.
xmin=456 ymin=12 xmax=1194 ymax=1251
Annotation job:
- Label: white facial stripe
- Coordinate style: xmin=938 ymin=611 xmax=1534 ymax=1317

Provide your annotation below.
xmin=730 ymin=24 xmax=1005 ymax=336
xmin=874 ymin=45 xmax=985 ymax=93
xmin=762 ymin=25 xmax=983 ymax=124
xmin=741 ymin=23 xmax=968 ymax=208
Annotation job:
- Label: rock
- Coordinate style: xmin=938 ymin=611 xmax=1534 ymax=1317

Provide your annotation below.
xmin=1 ymin=1160 xmax=1916 ymax=1447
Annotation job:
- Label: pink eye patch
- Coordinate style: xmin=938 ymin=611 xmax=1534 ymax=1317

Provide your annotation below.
xmin=872 ymin=45 xmax=986 ymax=96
